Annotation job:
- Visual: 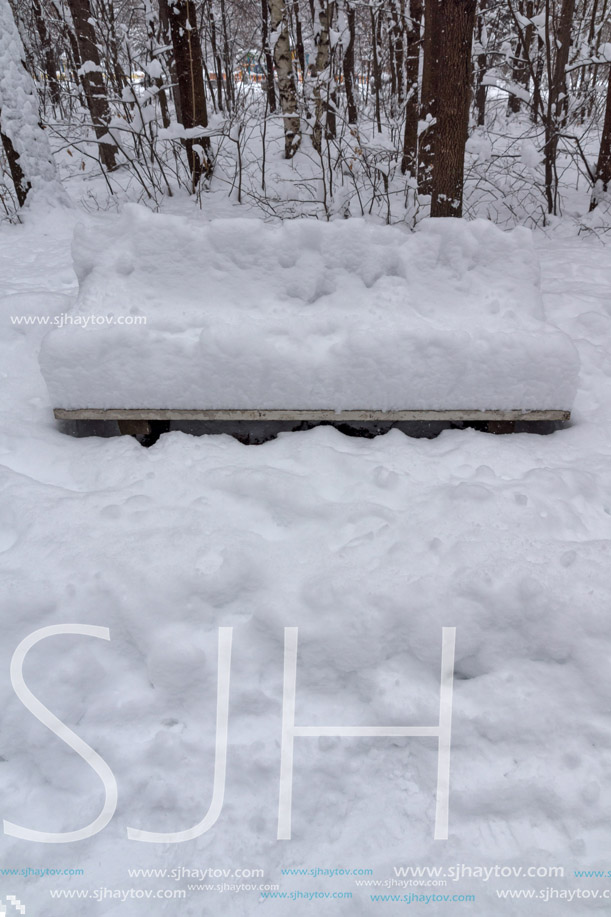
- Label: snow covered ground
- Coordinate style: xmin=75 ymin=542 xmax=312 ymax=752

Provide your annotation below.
xmin=1 ymin=205 xmax=611 ymax=916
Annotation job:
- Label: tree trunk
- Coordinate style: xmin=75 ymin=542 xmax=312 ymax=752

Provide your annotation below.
xmin=542 ymin=0 xmax=575 ymax=213
xmin=370 ymin=5 xmax=382 ymax=134
xmin=532 ymin=34 xmax=543 ymax=122
xmin=32 ymin=0 xmax=62 ymax=109
xmin=387 ymin=0 xmax=403 ymax=113
xmin=474 ymin=0 xmax=487 ymax=125
xmin=430 ymin=0 xmax=476 ymax=217
xmin=401 ymin=0 xmax=423 ymax=175
xmin=551 ymin=0 xmax=575 ymax=127
xmin=418 ymin=0 xmax=439 ymax=195
xmin=292 ymin=0 xmax=307 ymax=80
xmin=269 ymin=0 xmax=301 ymax=158
xmin=66 ymin=0 xmax=118 ymax=171
xmin=208 ymin=8 xmax=224 ymax=113
xmin=158 ymin=0 xmax=181 ymax=123
xmin=145 ymin=1 xmax=171 ymax=128
xmin=220 ymin=0 xmax=234 ymax=109
xmin=261 ymin=0 xmax=277 ymax=112
xmin=97 ymin=0 xmax=128 ymax=95
xmin=590 ymin=66 xmax=611 ymax=210
xmin=507 ymin=0 xmax=535 ymax=114
xmin=168 ymin=0 xmax=212 ymax=189
xmin=393 ymin=0 xmax=405 ymax=106
xmin=0 ymin=115 xmax=30 ymax=206
xmin=313 ymin=0 xmax=337 ymax=152
xmin=343 ymin=1 xmax=358 ymax=125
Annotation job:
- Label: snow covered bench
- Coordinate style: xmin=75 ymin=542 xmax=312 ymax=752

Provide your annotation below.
xmin=39 ymin=207 xmax=578 ymax=441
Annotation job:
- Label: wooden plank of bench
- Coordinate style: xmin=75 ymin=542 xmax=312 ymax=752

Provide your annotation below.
xmin=54 ymin=409 xmax=570 ymax=422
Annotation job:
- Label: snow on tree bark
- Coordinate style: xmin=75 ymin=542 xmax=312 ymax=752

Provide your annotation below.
xmin=312 ymin=0 xmax=337 ymax=152
xmin=551 ymin=0 xmax=576 ymax=127
xmin=474 ymin=0 xmax=487 ymax=126
xmin=418 ymin=0 xmax=439 ymax=196
xmin=32 ymin=0 xmax=62 ymax=109
xmin=167 ymin=0 xmax=212 ymax=189
xmin=0 ymin=0 xmax=61 ymax=206
xmin=66 ymin=0 xmax=118 ymax=172
xmin=261 ymin=0 xmax=277 ymax=113
xmin=157 ymin=0 xmax=182 ymax=124
xmin=269 ymin=0 xmax=301 ymax=158
xmin=144 ymin=0 xmax=171 ymax=129
xmin=401 ymin=0 xmax=423 ymax=175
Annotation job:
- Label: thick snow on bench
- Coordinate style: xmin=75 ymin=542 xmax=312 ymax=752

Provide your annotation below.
xmin=39 ymin=206 xmax=579 ymax=412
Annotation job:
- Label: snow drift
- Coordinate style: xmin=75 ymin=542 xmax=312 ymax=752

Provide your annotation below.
xmin=39 ymin=206 xmax=579 ymax=411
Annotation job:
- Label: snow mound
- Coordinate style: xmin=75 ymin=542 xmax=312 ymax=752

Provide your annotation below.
xmin=39 ymin=206 xmax=579 ymax=411
xmin=0 ymin=0 xmax=64 ymax=205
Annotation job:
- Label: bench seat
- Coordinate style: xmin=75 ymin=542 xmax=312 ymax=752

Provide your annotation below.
xmin=39 ymin=209 xmax=579 ymax=434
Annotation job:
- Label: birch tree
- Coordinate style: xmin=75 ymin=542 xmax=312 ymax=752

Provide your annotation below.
xmin=312 ymin=0 xmax=337 ymax=152
xmin=269 ymin=0 xmax=301 ymax=158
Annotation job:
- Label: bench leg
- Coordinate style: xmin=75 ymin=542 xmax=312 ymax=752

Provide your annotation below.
xmin=118 ymin=419 xmax=171 ymax=446
xmin=486 ymin=420 xmax=516 ymax=434
xmin=117 ymin=419 xmax=152 ymax=438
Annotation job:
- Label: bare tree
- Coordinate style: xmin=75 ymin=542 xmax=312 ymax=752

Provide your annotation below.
xmin=473 ymin=0 xmax=487 ymax=125
xmin=66 ymin=0 xmax=118 ymax=171
xmin=590 ymin=64 xmax=611 ymax=210
xmin=430 ymin=0 xmax=476 ymax=216
xmin=401 ymin=0 xmax=423 ymax=174
xmin=370 ymin=2 xmax=382 ymax=133
xmin=291 ymin=0 xmax=307 ymax=81
xmin=157 ymin=0 xmax=181 ymax=123
xmin=5 ymin=0 xmax=607 ymax=225
xmin=0 ymin=117 xmax=29 ymax=206
xmin=507 ymin=0 xmax=534 ymax=114
xmin=32 ymin=0 xmax=62 ymax=109
xmin=418 ymin=0 xmax=439 ymax=195
xmin=144 ymin=0 xmax=170 ymax=129
xmin=269 ymin=0 xmax=301 ymax=158
xmin=542 ymin=0 xmax=576 ymax=212
xmin=167 ymin=0 xmax=212 ymax=189
xmin=342 ymin=0 xmax=358 ymax=125
xmin=312 ymin=0 xmax=337 ymax=151
xmin=261 ymin=0 xmax=277 ymax=112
